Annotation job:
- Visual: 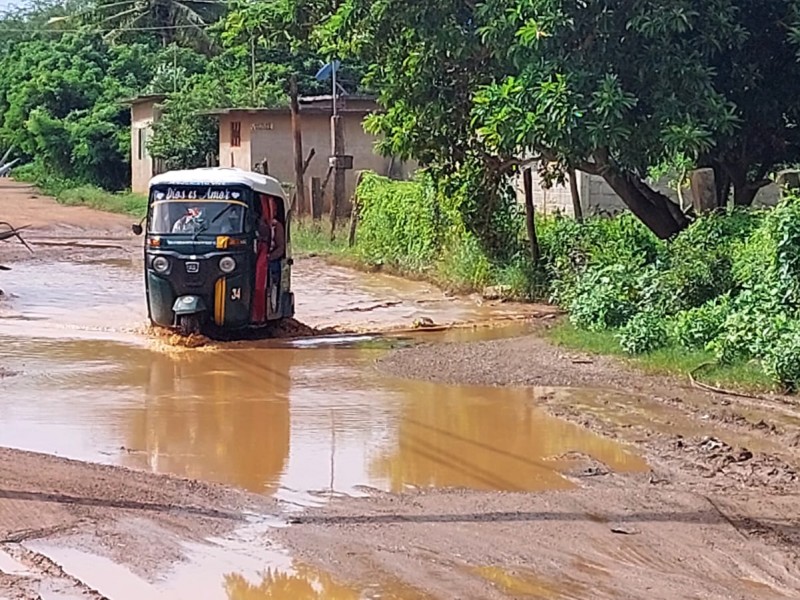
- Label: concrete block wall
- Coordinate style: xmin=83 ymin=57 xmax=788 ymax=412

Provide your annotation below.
xmin=516 ymin=171 xmax=782 ymax=218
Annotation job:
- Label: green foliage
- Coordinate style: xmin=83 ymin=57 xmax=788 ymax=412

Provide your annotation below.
xmin=0 ymin=32 xmax=158 ymax=189
xmin=148 ymin=90 xmax=218 ymax=170
xmin=568 ymin=264 xmax=640 ymax=332
xmin=537 ymin=212 xmax=658 ymax=306
xmin=354 ymin=173 xmax=444 ymax=271
xmin=537 ymin=193 xmax=800 ymax=389
xmin=671 ymin=297 xmax=731 ymax=350
xmin=56 ymin=185 xmax=148 ymax=216
xmin=0 ymin=0 xmax=365 ymax=192
xmin=618 ymin=312 xmax=669 ymax=355
xmin=550 ymin=322 xmax=775 ymax=393
xmin=762 ymin=323 xmax=800 ymax=392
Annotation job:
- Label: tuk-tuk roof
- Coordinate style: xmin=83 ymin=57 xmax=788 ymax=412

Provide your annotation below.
xmin=149 ymin=168 xmax=288 ymax=202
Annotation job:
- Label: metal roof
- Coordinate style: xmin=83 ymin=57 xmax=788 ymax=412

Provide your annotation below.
xmin=149 ymin=168 xmax=288 ymax=203
xmin=203 ymin=95 xmax=379 ymax=116
xmin=121 ymin=94 xmax=168 ymax=106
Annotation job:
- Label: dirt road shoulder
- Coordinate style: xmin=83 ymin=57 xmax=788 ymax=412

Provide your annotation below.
xmin=0 ymin=447 xmax=277 ymax=599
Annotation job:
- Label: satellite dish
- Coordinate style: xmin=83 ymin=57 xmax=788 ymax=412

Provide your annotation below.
xmin=314 ymin=60 xmax=341 ymax=82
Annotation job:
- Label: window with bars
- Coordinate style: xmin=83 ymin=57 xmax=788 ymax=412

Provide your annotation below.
xmin=231 ymin=121 xmax=242 ymax=147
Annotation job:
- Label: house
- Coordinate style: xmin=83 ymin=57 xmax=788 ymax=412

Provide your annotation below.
xmin=206 ymin=95 xmax=413 ymax=212
xmin=124 ymin=94 xmax=167 ymax=194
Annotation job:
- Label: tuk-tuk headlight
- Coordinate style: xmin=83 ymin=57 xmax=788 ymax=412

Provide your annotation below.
xmin=219 ymin=256 xmax=236 ymax=273
xmin=152 ymin=256 xmax=169 ymax=273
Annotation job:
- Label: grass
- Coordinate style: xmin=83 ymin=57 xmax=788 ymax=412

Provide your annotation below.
xmin=56 ymin=185 xmax=147 ymax=217
xmin=291 ymin=218 xmax=350 ymax=256
xmin=13 ymin=166 xmax=148 ymax=218
xmin=549 ymin=322 xmax=776 ymax=393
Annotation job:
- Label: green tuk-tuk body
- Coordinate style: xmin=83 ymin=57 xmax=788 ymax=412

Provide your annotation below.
xmin=134 ymin=167 xmax=294 ymax=335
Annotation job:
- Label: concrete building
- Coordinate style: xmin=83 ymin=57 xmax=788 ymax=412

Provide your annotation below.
xmin=125 ymin=94 xmax=167 ymax=194
xmin=207 ymin=95 xmax=413 ymax=213
xmin=516 ymin=170 xmax=780 ymax=217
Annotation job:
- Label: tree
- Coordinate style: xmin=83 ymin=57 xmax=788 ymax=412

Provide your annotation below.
xmin=147 ymin=86 xmax=220 ymax=170
xmin=91 ymin=0 xmax=225 ymax=49
xmin=701 ymin=0 xmax=800 ymax=206
xmin=0 ymin=31 xmax=158 ymax=189
xmin=325 ymin=1 xmax=800 ymax=238
xmin=321 ymin=0 xmax=524 ymax=254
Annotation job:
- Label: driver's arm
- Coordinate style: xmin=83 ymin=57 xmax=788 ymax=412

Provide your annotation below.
xmin=269 ymin=222 xmax=285 ymax=261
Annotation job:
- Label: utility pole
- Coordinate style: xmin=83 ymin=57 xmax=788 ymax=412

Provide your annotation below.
xmin=330 ymin=61 xmax=347 ymax=241
xmin=290 ymin=75 xmax=307 ymax=215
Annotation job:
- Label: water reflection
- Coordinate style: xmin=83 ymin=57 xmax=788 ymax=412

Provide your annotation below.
xmin=124 ymin=350 xmax=293 ymax=493
xmin=371 ymin=383 xmax=646 ymax=492
xmin=0 ymin=336 xmax=646 ymax=496
xmin=224 ymin=564 xmax=429 ymax=600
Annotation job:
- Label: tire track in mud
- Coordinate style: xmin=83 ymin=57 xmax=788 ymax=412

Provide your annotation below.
xmin=1 ymin=542 xmax=108 ymax=600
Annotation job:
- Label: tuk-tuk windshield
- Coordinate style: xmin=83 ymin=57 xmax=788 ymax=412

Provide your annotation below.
xmin=148 ymin=186 xmax=249 ymax=235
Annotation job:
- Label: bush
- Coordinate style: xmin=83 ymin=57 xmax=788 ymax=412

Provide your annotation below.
xmin=618 ymin=311 xmax=669 ymax=355
xmin=436 ymin=231 xmax=492 ymax=291
xmin=762 ymin=323 xmax=800 ymax=391
xmin=672 ymin=296 xmax=731 ymax=350
xmin=354 ymin=173 xmax=446 ymax=271
xmin=568 ymin=264 xmax=640 ymax=332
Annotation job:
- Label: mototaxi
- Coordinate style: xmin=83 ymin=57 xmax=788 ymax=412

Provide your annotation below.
xmin=132 ymin=167 xmax=294 ymax=335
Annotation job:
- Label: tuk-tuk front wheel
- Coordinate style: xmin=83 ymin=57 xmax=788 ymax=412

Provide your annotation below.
xmin=178 ymin=314 xmax=202 ymax=337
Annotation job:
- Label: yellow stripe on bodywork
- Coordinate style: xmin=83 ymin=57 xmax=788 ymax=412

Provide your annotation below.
xmin=214 ymin=277 xmax=226 ymax=326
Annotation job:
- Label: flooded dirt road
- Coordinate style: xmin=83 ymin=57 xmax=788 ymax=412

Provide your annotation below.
xmin=2 ymin=181 xmax=800 ymax=599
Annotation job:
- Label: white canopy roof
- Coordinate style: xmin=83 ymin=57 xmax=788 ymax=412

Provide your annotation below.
xmin=149 ymin=168 xmax=288 ymax=201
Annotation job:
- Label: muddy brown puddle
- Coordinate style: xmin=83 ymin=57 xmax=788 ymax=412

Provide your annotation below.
xmin=0 ymin=256 xmax=645 ymax=598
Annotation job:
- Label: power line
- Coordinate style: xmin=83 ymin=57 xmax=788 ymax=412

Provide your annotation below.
xmin=0 ymin=22 xmax=214 ymax=33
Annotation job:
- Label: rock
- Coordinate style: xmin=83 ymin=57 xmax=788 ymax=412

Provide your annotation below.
xmin=412 ymin=317 xmax=436 ymax=329
xmin=481 ymin=285 xmax=512 ymax=300
xmin=610 ymin=526 xmax=641 ymax=535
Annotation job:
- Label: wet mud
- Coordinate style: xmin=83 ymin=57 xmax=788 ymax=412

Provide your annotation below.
xmin=3 ymin=181 xmax=800 ymax=599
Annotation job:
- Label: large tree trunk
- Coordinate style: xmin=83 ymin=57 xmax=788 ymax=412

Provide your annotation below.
xmin=732 ymin=183 xmax=759 ymax=207
xmin=723 ymin=162 xmax=765 ymax=207
xmin=599 ymin=168 xmax=689 ymax=239
xmin=714 ymin=167 xmax=731 ymax=208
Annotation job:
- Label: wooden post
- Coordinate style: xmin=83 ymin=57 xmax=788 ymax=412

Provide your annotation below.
xmin=568 ymin=167 xmax=583 ymax=222
xmin=330 ymin=115 xmax=345 ymax=241
xmin=523 ymin=169 xmax=541 ymax=266
xmin=690 ymin=168 xmax=717 ymax=214
xmin=310 ymin=177 xmax=322 ymax=220
xmin=290 ymin=75 xmax=307 ymax=216
xmin=348 ymin=171 xmax=365 ymax=247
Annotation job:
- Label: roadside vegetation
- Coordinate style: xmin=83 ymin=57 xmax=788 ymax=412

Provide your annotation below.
xmin=312 ymin=173 xmax=800 ymax=393
xmin=13 ymin=165 xmax=147 ymax=217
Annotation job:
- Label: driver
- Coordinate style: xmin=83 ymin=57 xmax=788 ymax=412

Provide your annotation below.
xmin=219 ymin=205 xmax=242 ymax=234
xmin=172 ymin=206 xmax=203 ymax=233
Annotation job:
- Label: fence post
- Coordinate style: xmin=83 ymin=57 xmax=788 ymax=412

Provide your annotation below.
xmin=310 ymin=177 xmax=322 ymax=220
xmin=348 ymin=171 xmax=365 ymax=248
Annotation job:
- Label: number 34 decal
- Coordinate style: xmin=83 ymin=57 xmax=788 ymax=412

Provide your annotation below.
xmin=230 ymin=287 xmax=241 ymax=301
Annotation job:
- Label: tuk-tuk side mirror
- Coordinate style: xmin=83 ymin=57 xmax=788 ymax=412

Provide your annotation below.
xmin=131 ymin=223 xmax=143 ymax=236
